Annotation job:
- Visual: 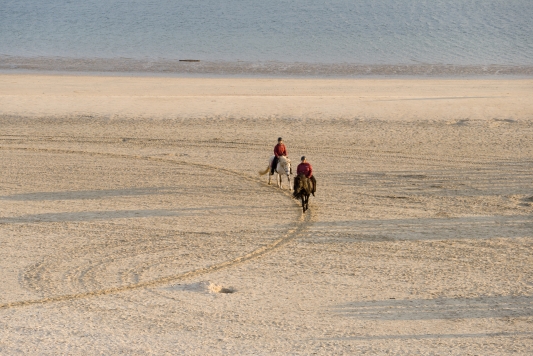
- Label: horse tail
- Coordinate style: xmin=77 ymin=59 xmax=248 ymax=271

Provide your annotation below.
xmin=258 ymin=166 xmax=270 ymax=176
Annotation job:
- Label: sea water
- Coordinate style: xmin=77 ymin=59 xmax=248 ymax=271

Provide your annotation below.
xmin=1 ymin=0 xmax=532 ymax=76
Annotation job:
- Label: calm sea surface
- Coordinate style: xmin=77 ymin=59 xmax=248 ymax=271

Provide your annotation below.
xmin=1 ymin=0 xmax=532 ymax=76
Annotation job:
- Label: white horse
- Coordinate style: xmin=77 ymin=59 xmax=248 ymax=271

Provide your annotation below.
xmin=259 ymin=156 xmax=292 ymax=190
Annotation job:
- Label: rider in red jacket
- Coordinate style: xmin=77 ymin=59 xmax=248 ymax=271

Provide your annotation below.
xmin=271 ymin=137 xmax=288 ymax=175
xmin=297 ymin=156 xmax=316 ymax=196
xmin=297 ymin=157 xmax=313 ymax=178
xmin=274 ymin=138 xmax=287 ymax=157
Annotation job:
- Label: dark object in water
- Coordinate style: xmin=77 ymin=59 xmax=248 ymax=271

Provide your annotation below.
xmin=179 ymin=59 xmax=200 ymax=62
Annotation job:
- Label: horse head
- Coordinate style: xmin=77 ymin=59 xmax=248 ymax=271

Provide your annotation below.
xmin=278 ymin=156 xmax=291 ymax=176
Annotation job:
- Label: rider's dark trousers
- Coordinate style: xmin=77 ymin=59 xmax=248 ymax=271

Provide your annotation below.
xmin=271 ymin=156 xmax=279 ymax=175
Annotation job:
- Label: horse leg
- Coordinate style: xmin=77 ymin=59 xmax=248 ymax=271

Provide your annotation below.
xmin=288 ymin=176 xmax=292 ymax=191
xmin=268 ymin=172 xmax=272 ymax=185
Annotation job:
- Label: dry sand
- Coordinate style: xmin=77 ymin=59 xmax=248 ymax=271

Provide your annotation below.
xmin=1 ymin=74 xmax=532 ymax=354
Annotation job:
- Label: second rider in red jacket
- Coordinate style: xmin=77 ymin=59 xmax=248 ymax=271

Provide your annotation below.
xmin=296 ymin=156 xmax=316 ymax=196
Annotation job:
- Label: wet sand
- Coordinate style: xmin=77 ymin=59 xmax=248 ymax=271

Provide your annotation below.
xmin=1 ymin=74 xmax=532 ymax=354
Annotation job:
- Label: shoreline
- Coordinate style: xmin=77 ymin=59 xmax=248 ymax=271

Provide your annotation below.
xmin=3 ymin=68 xmax=533 ymax=80
xmin=2 ymin=56 xmax=533 ymax=79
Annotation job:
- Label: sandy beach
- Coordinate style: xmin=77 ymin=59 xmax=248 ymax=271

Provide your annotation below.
xmin=1 ymin=74 xmax=532 ymax=354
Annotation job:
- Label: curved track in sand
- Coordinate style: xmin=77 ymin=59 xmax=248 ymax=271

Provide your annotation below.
xmin=0 ymin=146 xmax=313 ymax=309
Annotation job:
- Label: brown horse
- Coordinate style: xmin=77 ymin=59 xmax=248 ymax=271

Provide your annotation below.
xmin=293 ymin=174 xmax=312 ymax=212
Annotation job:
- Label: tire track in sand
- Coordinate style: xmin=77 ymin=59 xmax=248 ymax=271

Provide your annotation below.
xmin=0 ymin=146 xmax=313 ymax=309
